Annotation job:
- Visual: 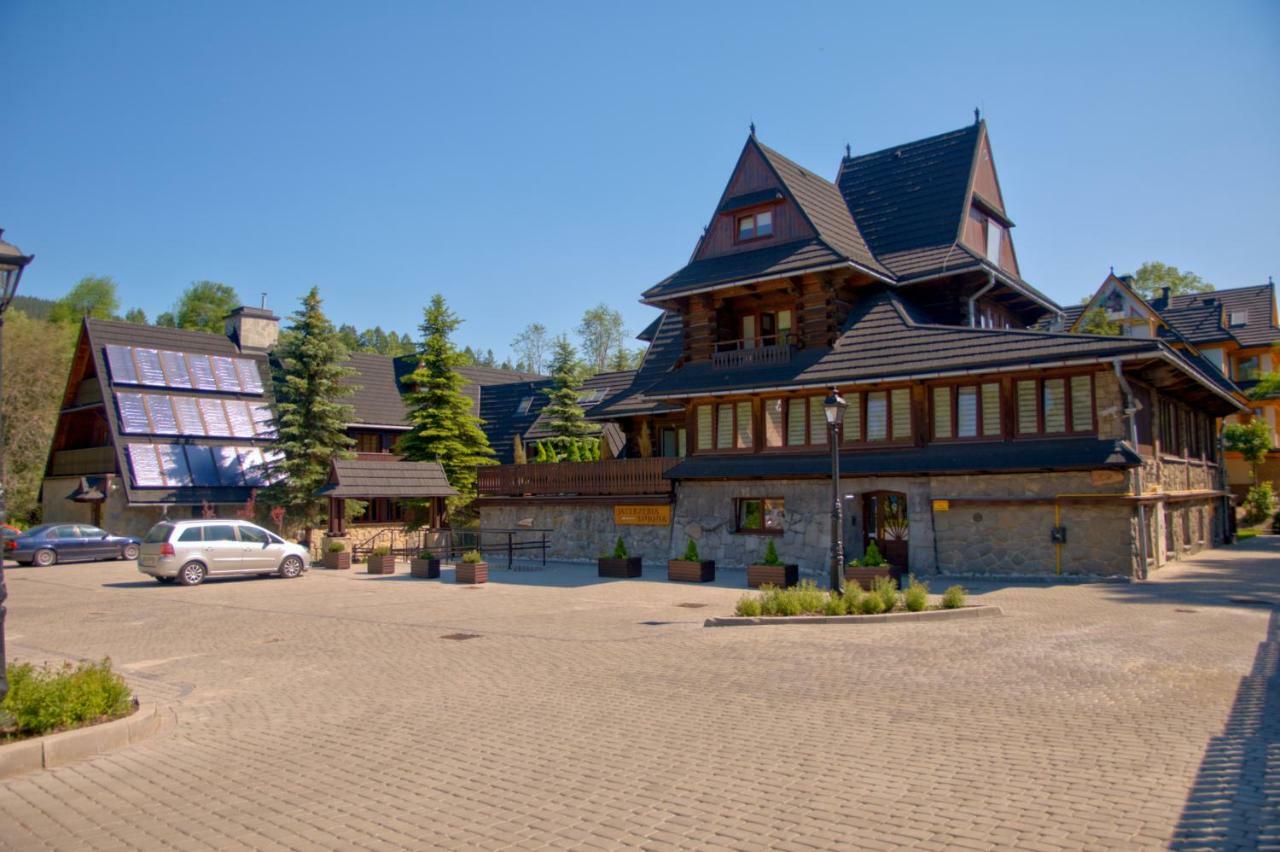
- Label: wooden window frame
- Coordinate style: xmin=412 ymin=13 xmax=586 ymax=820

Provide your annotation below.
xmin=735 ymin=306 xmax=797 ymax=348
xmin=694 ymin=398 xmax=755 ymax=454
xmin=733 ymin=206 xmax=776 ymax=244
xmin=839 ymin=386 xmax=914 ymax=448
xmin=1012 ymin=372 xmax=1097 ymax=438
xmin=928 ymin=381 xmax=1003 ymax=443
xmin=734 ymin=497 xmax=785 ymax=536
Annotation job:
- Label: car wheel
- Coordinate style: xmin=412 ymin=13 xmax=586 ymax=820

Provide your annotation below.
xmin=33 ymin=549 xmax=57 ymax=567
xmin=121 ymin=544 xmax=140 ymax=560
xmin=176 ymin=561 xmax=207 ymax=586
xmin=155 ymin=576 xmax=175 ymax=584
xmin=278 ymin=555 xmax=304 ymax=579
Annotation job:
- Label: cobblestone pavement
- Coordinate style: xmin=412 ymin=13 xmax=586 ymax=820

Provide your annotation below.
xmin=1 ymin=541 xmax=1277 ymax=850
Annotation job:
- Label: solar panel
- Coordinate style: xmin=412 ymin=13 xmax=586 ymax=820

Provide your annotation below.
xmin=211 ymin=356 xmax=242 ymax=392
xmin=116 ymin=393 xmax=150 ymax=433
xmin=105 ymin=345 xmax=138 ymax=384
xmin=187 ymin=354 xmax=218 ymax=391
xmin=250 ymin=403 xmax=276 ymax=437
xmin=238 ymin=447 xmax=267 ymax=485
xmin=198 ymin=398 xmax=231 ymax=436
xmin=159 ymin=350 xmax=192 ymax=388
xmin=184 ymin=445 xmax=220 ymax=486
xmin=134 ymin=348 xmax=167 ymax=386
xmin=127 ymin=444 xmax=163 ymax=487
xmin=235 ymin=358 xmax=264 ymax=393
xmin=145 ymin=395 xmax=180 ymax=435
xmin=172 ymin=396 xmax=203 ymax=435
xmin=213 ymin=446 xmax=244 ymax=485
xmin=224 ymin=400 xmax=255 ymax=438
xmin=155 ymin=444 xmax=192 ymax=486
xmin=260 ymin=449 xmax=285 ymax=484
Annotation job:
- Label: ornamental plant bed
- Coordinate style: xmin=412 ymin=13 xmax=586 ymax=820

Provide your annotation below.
xmin=747 ymin=539 xmax=797 ymax=588
xmin=323 ymin=550 xmax=351 ymax=570
xmin=728 ymin=578 xmax=972 ymax=622
xmin=844 ymin=541 xmax=893 ymax=590
xmin=456 ymin=551 xmax=487 ymax=584
xmin=366 ymin=552 xmax=395 ymax=575
xmin=1 ymin=659 xmax=134 ymax=745
xmin=410 ymin=556 xmax=441 ymax=579
xmin=668 ymin=538 xmax=714 ymax=582
xmin=598 ymin=537 xmax=641 ymax=578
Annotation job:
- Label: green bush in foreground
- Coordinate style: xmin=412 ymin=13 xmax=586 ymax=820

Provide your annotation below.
xmin=681 ymin=538 xmax=700 ymax=562
xmin=857 ymin=590 xmax=886 ymax=614
xmin=904 ymin=577 xmax=929 ymax=612
xmin=734 ymin=595 xmax=763 ymax=617
xmin=942 ymin=585 xmax=967 ymax=609
xmin=460 ymin=549 xmax=483 ymax=564
xmin=2 ymin=659 xmax=133 ymax=739
xmin=871 ymin=575 xmax=899 ymax=612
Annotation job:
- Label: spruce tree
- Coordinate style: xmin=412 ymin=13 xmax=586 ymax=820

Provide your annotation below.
xmin=266 ymin=287 xmax=355 ymax=536
xmin=542 ymin=336 xmax=593 ymax=439
xmin=398 ymin=295 xmax=495 ymax=505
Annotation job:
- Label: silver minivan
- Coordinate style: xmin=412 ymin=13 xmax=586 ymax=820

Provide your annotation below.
xmin=137 ymin=520 xmax=309 ymax=586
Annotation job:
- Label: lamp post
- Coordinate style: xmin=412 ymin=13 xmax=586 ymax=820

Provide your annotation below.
xmin=0 ymin=229 xmax=34 ymax=704
xmin=823 ymin=388 xmax=848 ymax=593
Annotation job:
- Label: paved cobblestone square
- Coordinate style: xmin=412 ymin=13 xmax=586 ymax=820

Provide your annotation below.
xmin=1 ymin=542 xmax=1278 ymax=849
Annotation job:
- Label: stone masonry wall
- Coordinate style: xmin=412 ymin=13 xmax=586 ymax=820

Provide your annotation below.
xmin=477 ymin=503 xmax=673 ymax=564
xmin=1095 ymin=370 xmax=1126 ymax=441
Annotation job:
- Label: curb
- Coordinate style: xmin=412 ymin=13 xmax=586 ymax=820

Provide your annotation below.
xmin=0 ymin=703 xmax=175 ymax=781
xmin=704 ymin=605 xmax=1004 ymax=627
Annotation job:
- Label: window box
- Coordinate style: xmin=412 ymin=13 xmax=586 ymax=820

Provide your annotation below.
xmin=667 ymin=559 xmax=716 ymax=583
xmin=746 ymin=562 xmax=798 ymax=589
xmin=323 ymin=551 xmax=351 ymax=570
xmin=366 ymin=554 xmax=396 ymax=575
xmin=844 ymin=565 xmax=893 ymax=590
xmin=410 ymin=557 xmax=441 ymax=579
xmin=598 ymin=556 xmax=642 ymax=578
xmin=456 ymin=560 xmax=487 ymax=584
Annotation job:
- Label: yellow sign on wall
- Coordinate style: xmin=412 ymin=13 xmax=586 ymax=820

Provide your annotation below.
xmin=614 ymin=505 xmax=672 ymax=526
xmin=932 ymin=499 xmax=950 ymax=512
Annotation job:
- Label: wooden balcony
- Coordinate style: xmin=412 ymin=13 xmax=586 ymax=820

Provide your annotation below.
xmin=477 ymin=458 xmax=679 ymax=497
xmin=711 ymin=336 xmax=793 ymax=370
xmin=49 ymin=446 xmax=116 ymax=477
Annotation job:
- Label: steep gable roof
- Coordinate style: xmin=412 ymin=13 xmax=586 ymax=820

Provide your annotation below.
xmin=1158 ymin=284 xmax=1280 ymax=347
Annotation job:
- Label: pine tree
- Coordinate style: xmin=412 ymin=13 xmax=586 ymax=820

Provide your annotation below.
xmin=266 ymin=287 xmax=355 ymax=537
xmin=398 ymin=295 xmax=496 ymax=506
xmin=542 ymin=336 xmax=593 ymax=439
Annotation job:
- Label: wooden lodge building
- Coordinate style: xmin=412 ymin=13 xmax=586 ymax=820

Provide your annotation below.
xmin=477 ymin=118 xmax=1247 ymax=579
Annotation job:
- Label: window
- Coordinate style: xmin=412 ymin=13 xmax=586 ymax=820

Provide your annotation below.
xmin=178 ymin=527 xmax=203 ymax=543
xmin=354 ymin=498 xmax=407 ymax=524
xmin=837 ymin=389 xmax=911 ymax=444
xmin=204 ymin=524 xmax=238 ymax=542
xmin=1015 ymin=375 xmax=1094 ymax=436
xmin=866 ymin=392 xmax=887 ymax=441
xmin=716 ymin=403 xmax=734 ymax=449
xmin=765 ymin=398 xmax=784 ymax=447
xmin=736 ymin=498 xmax=784 ymax=534
xmin=516 ymin=396 xmax=534 ymax=415
xmin=53 ymin=526 xmax=81 ymax=540
xmin=1159 ymin=398 xmax=1181 ymax=455
xmin=1237 ymin=356 xmax=1261 ymax=381
xmin=238 ymin=525 xmax=268 ymax=544
xmin=808 ymin=397 xmax=827 ymax=445
xmin=356 ymin=433 xmax=382 ymax=454
xmin=932 ymin=383 xmax=1001 ymax=440
xmin=735 ymin=401 xmax=752 ymax=448
xmin=696 ymin=405 xmax=713 ymax=451
xmin=704 ymin=402 xmax=752 ymax=451
xmin=1229 ymin=310 xmax=1249 ymax=327
xmin=739 ymin=309 xmax=793 ymax=347
xmin=787 ymin=398 xmax=807 ymax=446
xmin=736 ymin=209 xmax=773 ymax=241
xmin=843 ymin=393 xmax=862 ymax=441
xmin=986 ymin=220 xmax=1004 ymax=266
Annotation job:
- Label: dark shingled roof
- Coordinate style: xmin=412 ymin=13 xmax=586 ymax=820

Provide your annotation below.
xmin=665 ymin=438 xmax=1142 ymax=480
xmin=317 ymin=458 xmax=456 ymax=499
xmin=1155 ymin=284 xmax=1280 ymax=347
xmin=523 ymin=371 xmax=637 ymax=439
xmin=589 ymin=311 xmax=685 ymax=419
xmin=643 ymin=238 xmax=847 ymax=301
xmin=342 ymin=353 xmax=412 ymax=427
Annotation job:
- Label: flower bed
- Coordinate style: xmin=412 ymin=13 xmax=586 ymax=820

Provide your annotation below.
xmin=1 ymin=659 xmax=134 ymax=744
xmin=732 ymin=578 xmax=969 ymax=618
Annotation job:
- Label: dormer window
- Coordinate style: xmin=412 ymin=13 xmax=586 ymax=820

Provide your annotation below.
xmin=516 ymin=396 xmax=534 ymax=415
xmin=1229 ymin=310 xmax=1249 ymax=327
xmin=736 ymin=210 xmax=773 ymax=241
xmin=986 ymin=219 xmax=1004 ymax=265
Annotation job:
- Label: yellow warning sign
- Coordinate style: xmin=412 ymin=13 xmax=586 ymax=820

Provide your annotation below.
xmin=932 ymin=499 xmax=950 ymax=512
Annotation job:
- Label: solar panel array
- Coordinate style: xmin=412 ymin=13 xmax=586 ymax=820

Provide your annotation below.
xmin=105 ymin=345 xmax=265 ymax=394
xmin=126 ymin=443 xmax=284 ymax=488
xmin=115 ymin=393 xmax=275 ymax=439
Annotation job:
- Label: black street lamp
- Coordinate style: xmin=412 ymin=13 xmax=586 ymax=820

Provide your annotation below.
xmin=0 ymin=228 xmax=34 ymax=704
xmin=823 ymin=388 xmax=848 ymax=593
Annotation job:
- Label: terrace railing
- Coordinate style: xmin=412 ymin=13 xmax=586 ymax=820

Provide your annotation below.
xmin=477 ymin=457 xmax=679 ymax=497
xmin=711 ymin=336 xmax=793 ymax=370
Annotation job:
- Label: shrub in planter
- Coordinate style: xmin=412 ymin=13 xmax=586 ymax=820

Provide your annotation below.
xmin=904 ymin=576 xmax=929 ymax=612
xmin=845 ymin=541 xmax=893 ymax=590
xmin=598 ymin=537 xmax=641 ymax=578
xmin=668 ymin=538 xmax=715 ymax=583
xmin=410 ymin=550 xmax=441 ymax=579
xmin=942 ymin=585 xmax=967 ymax=609
xmin=366 ymin=546 xmax=395 ymax=575
xmin=456 ymin=549 xmax=488 ymax=584
xmin=747 ymin=538 xmax=798 ymax=589
xmin=323 ymin=539 xmax=351 ymax=570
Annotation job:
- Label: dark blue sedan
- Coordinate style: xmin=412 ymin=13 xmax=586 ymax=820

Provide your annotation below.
xmin=8 ymin=524 xmax=141 ymax=567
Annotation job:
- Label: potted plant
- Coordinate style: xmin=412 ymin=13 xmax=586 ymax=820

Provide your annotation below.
xmin=845 ymin=541 xmax=893 ymax=590
xmin=456 ymin=549 xmax=488 ymax=584
xmin=747 ymin=539 xmax=798 ymax=589
xmin=366 ymin=546 xmax=395 ymax=575
xmin=597 ymin=537 xmax=642 ymax=578
xmin=323 ymin=539 xmax=350 ymax=570
xmin=668 ymin=538 xmax=715 ymax=583
xmin=410 ymin=550 xmax=441 ymax=579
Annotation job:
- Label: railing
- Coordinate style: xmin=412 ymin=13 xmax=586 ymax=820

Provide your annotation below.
xmin=711 ymin=336 xmax=793 ymax=369
xmin=348 ymin=526 xmax=551 ymax=570
xmin=477 ymin=457 xmax=679 ymax=497
xmin=48 ymin=447 xmax=116 ymax=477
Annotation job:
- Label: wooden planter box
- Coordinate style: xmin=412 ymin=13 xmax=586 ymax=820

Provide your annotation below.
xmin=410 ymin=558 xmax=441 ymax=579
xmin=366 ymin=554 xmax=396 ymax=575
xmin=598 ymin=557 xmax=642 ymax=578
xmin=456 ymin=561 xmax=488 ymax=584
xmin=323 ymin=551 xmax=351 ymax=570
xmin=667 ymin=559 xmax=715 ymax=583
xmin=747 ymin=563 xmax=799 ymax=589
xmin=845 ymin=566 xmax=892 ymax=590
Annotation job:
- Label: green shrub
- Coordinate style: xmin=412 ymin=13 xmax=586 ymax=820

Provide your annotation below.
xmin=857 ymin=591 xmax=885 ymax=615
xmin=904 ymin=577 xmax=929 ymax=612
xmin=762 ymin=539 xmax=781 ymax=566
xmin=2 ymin=659 xmax=133 ymax=739
xmin=793 ymin=580 xmax=826 ymax=614
xmin=735 ymin=595 xmax=762 ymax=617
xmin=417 ymin=551 xmax=435 ymax=561
xmin=1245 ymin=482 xmax=1276 ymax=525
xmin=611 ymin=537 xmax=628 ymax=559
xmin=872 ymin=575 xmax=899 ymax=612
xmin=461 ymin=549 xmax=483 ymax=564
xmin=681 ymin=539 xmax=700 ymax=561
xmin=942 ymin=585 xmax=967 ymax=609
xmin=841 ymin=583 xmax=863 ymax=613
xmin=860 ymin=541 xmax=886 ymax=567
xmin=823 ymin=592 xmax=848 ymax=616
xmin=370 ymin=546 xmax=391 ymax=557
xmin=326 ymin=540 xmax=346 ymax=553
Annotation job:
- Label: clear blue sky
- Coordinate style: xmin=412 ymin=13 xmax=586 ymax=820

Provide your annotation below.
xmin=4 ymin=1 xmax=1278 ymax=360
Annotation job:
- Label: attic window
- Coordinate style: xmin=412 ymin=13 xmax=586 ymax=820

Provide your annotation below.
xmin=1229 ymin=310 xmax=1249 ymax=327
xmin=516 ymin=396 xmax=534 ymax=415
xmin=736 ymin=210 xmax=773 ymax=241
xmin=986 ymin=220 xmax=1004 ymax=265
xmin=579 ymin=389 xmax=606 ymax=405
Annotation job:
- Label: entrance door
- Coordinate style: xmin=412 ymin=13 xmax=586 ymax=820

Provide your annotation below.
xmin=863 ymin=491 xmax=909 ymax=572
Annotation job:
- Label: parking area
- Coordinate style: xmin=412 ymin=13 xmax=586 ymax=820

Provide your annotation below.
xmin=1 ymin=543 xmax=1277 ymax=849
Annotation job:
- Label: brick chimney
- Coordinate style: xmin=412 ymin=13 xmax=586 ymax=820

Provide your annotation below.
xmin=225 ymin=305 xmax=280 ymax=352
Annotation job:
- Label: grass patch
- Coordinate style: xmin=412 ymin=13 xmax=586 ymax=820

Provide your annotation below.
xmin=1 ymin=659 xmax=134 ymax=741
xmin=1237 ymin=530 xmax=1259 ymax=541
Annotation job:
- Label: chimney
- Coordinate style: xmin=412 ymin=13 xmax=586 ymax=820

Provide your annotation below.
xmin=1160 ymin=286 xmax=1171 ymax=304
xmin=225 ymin=305 xmax=280 ymax=352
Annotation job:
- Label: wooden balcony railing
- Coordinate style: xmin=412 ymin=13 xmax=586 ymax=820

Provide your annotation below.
xmin=49 ymin=446 xmax=116 ymax=477
xmin=477 ymin=457 xmax=679 ymax=497
xmin=711 ymin=336 xmax=793 ymax=370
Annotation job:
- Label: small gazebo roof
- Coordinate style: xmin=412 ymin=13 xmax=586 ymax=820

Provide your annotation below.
xmin=316 ymin=458 xmax=457 ymax=500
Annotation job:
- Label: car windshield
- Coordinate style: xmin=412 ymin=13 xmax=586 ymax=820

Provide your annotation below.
xmin=143 ymin=524 xmax=174 ymax=544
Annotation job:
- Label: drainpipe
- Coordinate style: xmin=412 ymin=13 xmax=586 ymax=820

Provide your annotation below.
xmin=967 ymin=272 xmax=997 ymax=327
xmin=1113 ymin=360 xmax=1150 ymax=579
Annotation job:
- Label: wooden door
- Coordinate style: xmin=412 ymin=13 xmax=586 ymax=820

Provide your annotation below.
xmin=863 ymin=491 xmax=909 ymax=571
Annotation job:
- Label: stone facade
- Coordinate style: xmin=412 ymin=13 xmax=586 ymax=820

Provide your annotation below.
xmin=40 ymin=475 xmax=240 ymax=538
xmin=476 ymin=504 xmax=673 ymax=564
